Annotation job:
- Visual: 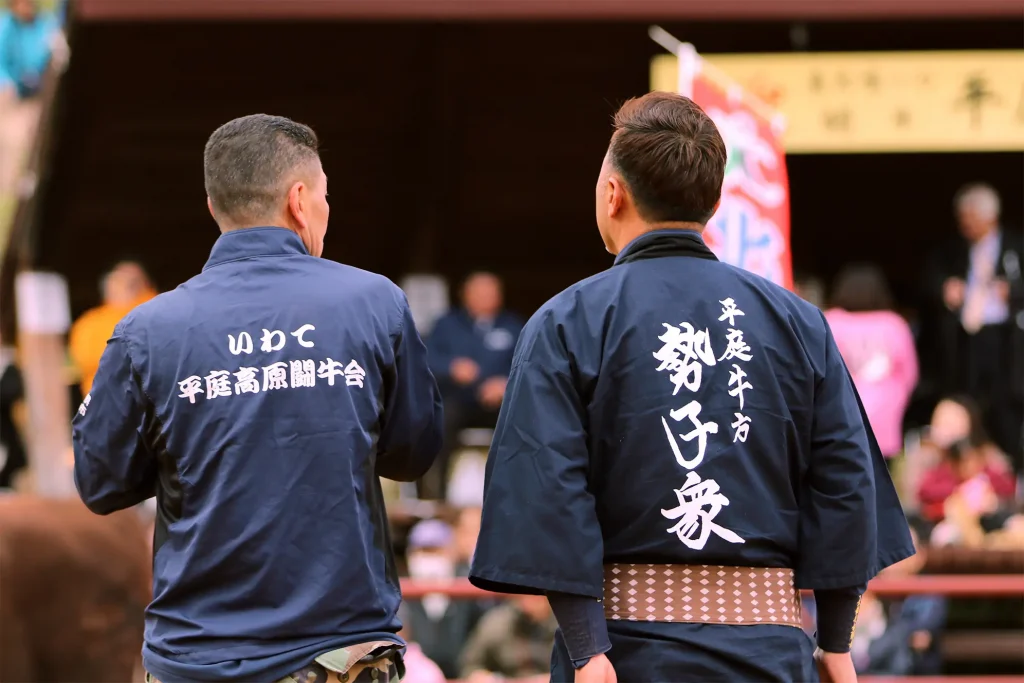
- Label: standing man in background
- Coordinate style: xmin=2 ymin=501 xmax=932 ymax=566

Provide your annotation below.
xmin=470 ymin=92 xmax=914 ymax=683
xmin=924 ymin=183 xmax=1024 ymax=471
xmin=72 ymin=114 xmax=443 ymax=683
xmin=423 ymin=271 xmax=522 ymax=499
xmin=69 ymin=260 xmax=157 ymax=395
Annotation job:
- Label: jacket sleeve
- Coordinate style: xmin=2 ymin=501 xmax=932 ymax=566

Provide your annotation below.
xmin=376 ymin=294 xmax=444 ymax=482
xmin=796 ymin=314 xmax=915 ymax=590
xmin=469 ymin=307 xmax=604 ymax=599
xmin=72 ymin=324 xmax=156 ymax=515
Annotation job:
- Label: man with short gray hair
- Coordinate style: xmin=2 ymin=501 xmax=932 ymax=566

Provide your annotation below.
xmin=925 ymin=182 xmax=1023 ymax=469
xmin=72 ymin=114 xmax=443 ymax=682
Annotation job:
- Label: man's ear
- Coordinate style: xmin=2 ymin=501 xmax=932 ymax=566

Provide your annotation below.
xmin=206 ymin=197 xmax=216 ymax=219
xmin=607 ymin=176 xmax=626 ymax=218
xmin=287 ymin=181 xmax=309 ymax=232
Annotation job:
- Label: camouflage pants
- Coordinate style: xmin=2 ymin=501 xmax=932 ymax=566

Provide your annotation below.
xmin=146 ymin=642 xmax=404 ymax=683
xmin=279 ymin=650 xmax=401 ymax=683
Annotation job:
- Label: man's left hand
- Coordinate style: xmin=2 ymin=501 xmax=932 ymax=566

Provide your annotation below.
xmin=994 ymin=279 xmax=1010 ymax=303
xmin=575 ymin=654 xmax=616 ymax=683
xmin=478 ymin=377 xmax=507 ymax=408
xmin=910 ymin=630 xmax=932 ymax=651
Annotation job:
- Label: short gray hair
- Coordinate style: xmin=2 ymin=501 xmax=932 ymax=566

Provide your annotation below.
xmin=203 ymin=114 xmax=320 ymax=227
xmin=954 ymin=183 xmax=1001 ymax=221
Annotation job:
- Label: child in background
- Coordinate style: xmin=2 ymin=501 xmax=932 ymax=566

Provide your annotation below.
xmin=915 ymin=396 xmax=1016 ymax=530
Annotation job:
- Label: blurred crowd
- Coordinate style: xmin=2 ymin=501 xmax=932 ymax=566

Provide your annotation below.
xmin=1 ymin=180 xmax=1021 ymax=680
xmin=809 ymin=183 xmax=1024 ymax=552
xmin=0 ymin=3 xmax=1021 ymax=677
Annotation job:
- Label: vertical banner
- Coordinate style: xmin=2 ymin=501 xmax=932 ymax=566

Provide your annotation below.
xmin=677 ymin=45 xmax=793 ymax=290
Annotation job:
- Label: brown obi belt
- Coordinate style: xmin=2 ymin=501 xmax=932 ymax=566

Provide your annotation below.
xmin=604 ymin=563 xmax=803 ymax=628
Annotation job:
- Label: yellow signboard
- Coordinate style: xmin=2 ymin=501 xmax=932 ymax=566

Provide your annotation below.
xmin=651 ymin=50 xmax=1024 ymax=153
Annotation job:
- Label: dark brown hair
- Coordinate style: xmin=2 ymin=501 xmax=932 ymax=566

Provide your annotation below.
xmin=830 ymin=264 xmax=894 ymax=312
xmin=609 ymin=92 xmax=727 ymax=225
xmin=204 ymin=114 xmax=320 ymax=227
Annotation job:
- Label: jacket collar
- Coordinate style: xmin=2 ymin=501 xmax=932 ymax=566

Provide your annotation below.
xmin=613 ymin=228 xmax=717 ymax=267
xmin=203 ymin=227 xmax=309 ymax=271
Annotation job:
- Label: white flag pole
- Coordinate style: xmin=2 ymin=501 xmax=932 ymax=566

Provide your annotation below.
xmin=675 ymin=42 xmax=700 ymax=99
xmin=648 ymin=26 xmax=786 ymax=133
xmin=648 ymin=26 xmax=700 ymax=99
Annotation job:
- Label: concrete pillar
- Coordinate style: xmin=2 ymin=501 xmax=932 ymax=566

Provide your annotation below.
xmin=14 ymin=271 xmax=74 ymax=498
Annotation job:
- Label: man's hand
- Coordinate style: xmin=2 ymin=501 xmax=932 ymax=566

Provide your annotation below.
xmin=994 ymin=279 xmax=1010 ymax=303
xmin=910 ymin=630 xmax=932 ymax=651
xmin=943 ymin=277 xmax=966 ymax=311
xmin=478 ymin=376 xmax=507 ymax=408
xmin=450 ymin=357 xmax=480 ymax=385
xmin=815 ymin=650 xmax=857 ymax=683
xmin=575 ymin=654 xmax=616 ymax=683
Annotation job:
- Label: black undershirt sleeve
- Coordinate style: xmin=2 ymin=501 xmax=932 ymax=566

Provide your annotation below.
xmin=546 ymin=592 xmax=612 ymax=668
xmin=814 ymin=583 xmax=868 ymax=653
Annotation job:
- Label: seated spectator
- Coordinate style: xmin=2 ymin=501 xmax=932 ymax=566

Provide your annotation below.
xmin=916 ymin=396 xmax=1015 ymax=528
xmin=459 ymin=595 xmax=555 ymax=683
xmin=855 ymin=527 xmax=947 ymax=676
xmin=982 ymin=501 xmax=1024 ymax=549
xmin=0 ymin=0 xmax=61 ymax=194
xmin=404 ymin=519 xmax=487 ymax=680
xmin=825 ymin=264 xmax=918 ymax=460
xmin=423 ymin=272 xmax=522 ymax=499
xmin=68 ymin=261 xmax=156 ymax=395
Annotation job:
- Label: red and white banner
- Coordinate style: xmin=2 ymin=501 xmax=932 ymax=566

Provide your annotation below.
xmin=677 ymin=45 xmax=793 ymax=290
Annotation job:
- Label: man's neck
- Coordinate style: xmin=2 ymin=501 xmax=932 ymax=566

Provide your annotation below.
xmin=612 ymin=221 xmax=705 ymax=255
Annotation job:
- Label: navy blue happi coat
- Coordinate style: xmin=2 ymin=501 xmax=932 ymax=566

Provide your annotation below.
xmin=73 ymin=227 xmax=443 ymax=682
xmin=470 ymin=229 xmax=914 ymax=683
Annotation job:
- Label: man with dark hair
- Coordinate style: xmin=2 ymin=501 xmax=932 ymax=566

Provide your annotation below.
xmin=469 ymin=92 xmax=913 ymax=683
xmin=72 ymin=114 xmax=443 ymax=683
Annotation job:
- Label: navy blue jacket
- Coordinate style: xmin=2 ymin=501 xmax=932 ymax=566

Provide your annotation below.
xmin=426 ymin=309 xmax=522 ymax=407
xmin=470 ymin=230 xmax=914 ymax=682
xmin=72 ymin=227 xmax=443 ymax=682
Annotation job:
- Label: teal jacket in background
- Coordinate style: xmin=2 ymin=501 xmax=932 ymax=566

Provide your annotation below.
xmin=0 ymin=10 xmax=59 ymax=98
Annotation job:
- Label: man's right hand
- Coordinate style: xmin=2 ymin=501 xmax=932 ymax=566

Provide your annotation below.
xmin=816 ymin=650 xmax=857 ymax=683
xmin=450 ymin=357 xmax=480 ymax=385
xmin=943 ymin=277 xmax=966 ymax=311
xmin=575 ymin=654 xmax=616 ymax=683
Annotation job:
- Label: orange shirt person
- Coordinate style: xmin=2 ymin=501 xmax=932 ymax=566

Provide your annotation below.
xmin=69 ymin=262 xmax=156 ymax=395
